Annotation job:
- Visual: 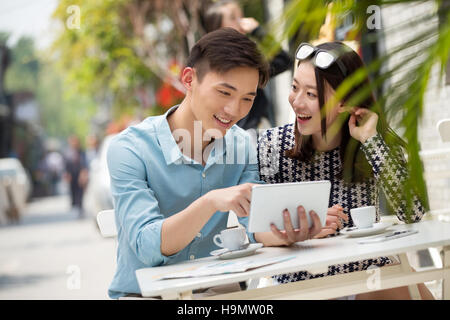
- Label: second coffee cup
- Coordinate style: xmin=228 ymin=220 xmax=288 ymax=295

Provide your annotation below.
xmin=350 ymin=206 xmax=376 ymax=229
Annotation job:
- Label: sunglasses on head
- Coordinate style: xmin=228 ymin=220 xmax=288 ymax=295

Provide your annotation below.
xmin=295 ymin=42 xmax=348 ymax=77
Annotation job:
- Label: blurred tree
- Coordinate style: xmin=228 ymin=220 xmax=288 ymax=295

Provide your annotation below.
xmin=50 ymin=0 xmax=272 ymax=122
xmin=51 ymin=0 xmax=221 ymax=119
xmin=4 ymin=36 xmax=39 ymax=93
xmin=52 ymin=0 xmax=154 ymax=118
xmin=3 ymin=34 xmax=96 ymax=143
xmin=36 ymin=61 xmax=97 ymax=140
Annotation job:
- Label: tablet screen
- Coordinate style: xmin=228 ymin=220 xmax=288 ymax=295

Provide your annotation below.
xmin=248 ymin=181 xmax=331 ymax=233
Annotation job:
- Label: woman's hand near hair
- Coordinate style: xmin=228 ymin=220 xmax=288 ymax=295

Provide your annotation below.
xmin=348 ymin=108 xmax=378 ymax=143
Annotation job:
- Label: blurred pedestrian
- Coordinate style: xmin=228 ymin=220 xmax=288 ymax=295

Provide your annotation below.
xmin=45 ymin=149 xmax=65 ymax=196
xmin=203 ymin=0 xmax=293 ymax=130
xmin=35 ymin=153 xmax=50 ymax=197
xmin=85 ymin=134 xmax=99 ymax=169
xmin=64 ymin=135 xmax=88 ymax=217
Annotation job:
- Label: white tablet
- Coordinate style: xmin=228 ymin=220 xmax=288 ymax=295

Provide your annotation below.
xmin=248 ymin=180 xmax=331 ymax=233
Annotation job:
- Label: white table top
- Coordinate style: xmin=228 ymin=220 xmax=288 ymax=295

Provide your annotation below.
xmin=136 ymin=220 xmax=450 ymax=298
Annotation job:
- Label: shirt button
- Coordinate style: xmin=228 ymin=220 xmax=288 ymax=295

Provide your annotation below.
xmin=202 ymin=172 xmax=206 ymax=178
xmin=190 ymin=255 xmax=195 ymax=260
xmin=196 ymin=233 xmax=202 ymax=238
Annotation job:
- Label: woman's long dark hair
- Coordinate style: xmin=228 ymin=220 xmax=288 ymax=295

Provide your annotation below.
xmin=285 ymin=41 xmax=405 ymax=183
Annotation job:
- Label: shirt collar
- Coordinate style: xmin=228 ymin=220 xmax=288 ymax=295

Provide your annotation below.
xmin=156 ymin=105 xmax=185 ymax=165
xmin=156 ymin=105 xmax=229 ymax=166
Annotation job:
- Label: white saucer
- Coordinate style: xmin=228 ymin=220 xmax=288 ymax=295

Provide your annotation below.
xmin=340 ymin=222 xmax=393 ymax=237
xmin=210 ymin=243 xmax=263 ymax=260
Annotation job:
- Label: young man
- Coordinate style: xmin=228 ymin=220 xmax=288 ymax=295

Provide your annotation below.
xmin=106 ymin=28 xmax=270 ymax=298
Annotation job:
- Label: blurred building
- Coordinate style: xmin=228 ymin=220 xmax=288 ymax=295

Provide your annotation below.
xmin=381 ymin=1 xmax=450 ymax=216
xmin=0 ymin=42 xmax=46 ymax=198
xmin=0 ymin=42 xmax=13 ymax=158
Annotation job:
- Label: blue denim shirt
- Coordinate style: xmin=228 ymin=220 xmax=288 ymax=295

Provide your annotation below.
xmin=106 ymin=106 xmax=261 ymax=298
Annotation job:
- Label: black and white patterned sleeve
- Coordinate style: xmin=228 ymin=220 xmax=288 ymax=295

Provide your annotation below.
xmin=360 ymin=133 xmax=425 ymax=223
xmin=257 ymin=129 xmax=281 ymax=184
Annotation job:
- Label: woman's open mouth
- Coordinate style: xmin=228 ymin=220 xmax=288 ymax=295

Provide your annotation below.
xmin=297 ymin=114 xmax=312 ymax=124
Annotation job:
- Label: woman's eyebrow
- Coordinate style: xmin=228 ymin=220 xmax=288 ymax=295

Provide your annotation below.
xmin=292 ymin=78 xmax=317 ymax=90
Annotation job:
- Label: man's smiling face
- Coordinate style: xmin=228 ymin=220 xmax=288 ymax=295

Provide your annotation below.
xmin=189 ymin=66 xmax=259 ymax=138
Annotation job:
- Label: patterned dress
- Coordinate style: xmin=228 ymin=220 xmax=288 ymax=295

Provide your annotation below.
xmin=257 ymin=123 xmax=425 ymax=283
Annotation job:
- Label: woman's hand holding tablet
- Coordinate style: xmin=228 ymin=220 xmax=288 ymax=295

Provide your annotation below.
xmin=268 ymin=205 xmax=323 ymax=245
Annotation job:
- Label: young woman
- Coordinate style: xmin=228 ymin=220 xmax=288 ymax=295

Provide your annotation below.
xmin=255 ymin=41 xmax=433 ymax=299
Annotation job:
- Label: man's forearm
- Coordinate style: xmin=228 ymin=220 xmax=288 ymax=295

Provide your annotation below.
xmin=160 ymin=194 xmax=217 ymax=256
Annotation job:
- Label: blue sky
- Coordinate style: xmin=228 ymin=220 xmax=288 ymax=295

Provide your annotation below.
xmin=0 ymin=0 xmax=59 ymax=49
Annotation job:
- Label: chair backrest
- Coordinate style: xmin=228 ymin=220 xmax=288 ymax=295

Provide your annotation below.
xmin=437 ymin=118 xmax=450 ymax=142
xmin=97 ymin=209 xmax=117 ymax=238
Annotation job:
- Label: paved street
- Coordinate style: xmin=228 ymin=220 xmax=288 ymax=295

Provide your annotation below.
xmin=0 ymin=196 xmax=116 ymax=299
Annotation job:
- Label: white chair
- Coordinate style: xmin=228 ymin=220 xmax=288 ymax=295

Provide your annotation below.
xmin=96 ymin=209 xmax=117 ymax=238
xmin=437 ymin=118 xmax=450 ymax=142
xmin=96 ymin=210 xmax=155 ymax=300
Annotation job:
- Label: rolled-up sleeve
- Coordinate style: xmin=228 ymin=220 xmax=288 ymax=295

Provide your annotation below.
xmin=107 ymin=135 xmax=179 ymax=267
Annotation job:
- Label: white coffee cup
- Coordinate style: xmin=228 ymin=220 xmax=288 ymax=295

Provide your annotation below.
xmin=350 ymin=206 xmax=376 ymax=229
xmin=213 ymin=227 xmax=247 ymax=251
